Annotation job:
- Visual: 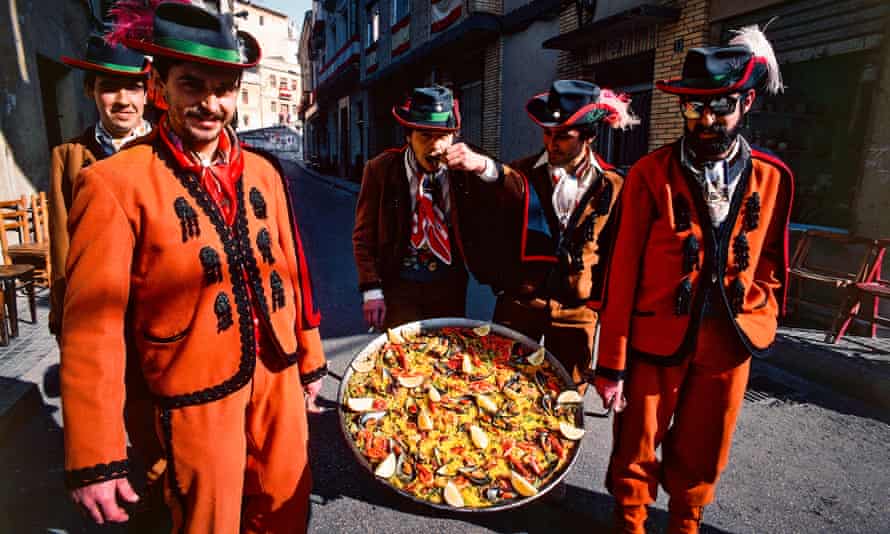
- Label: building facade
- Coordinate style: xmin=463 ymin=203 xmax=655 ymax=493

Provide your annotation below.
xmin=234 ymin=1 xmax=303 ymax=130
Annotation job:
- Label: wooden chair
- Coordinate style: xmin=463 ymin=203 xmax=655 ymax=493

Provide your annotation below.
xmin=1 ymin=192 xmax=51 ymax=287
xmin=787 ymin=229 xmax=885 ymax=342
xmin=829 ymin=239 xmax=890 ymax=343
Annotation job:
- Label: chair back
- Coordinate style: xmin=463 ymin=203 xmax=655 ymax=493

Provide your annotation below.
xmin=0 ymin=199 xmax=28 ymax=264
xmin=29 ymin=192 xmax=50 ymax=244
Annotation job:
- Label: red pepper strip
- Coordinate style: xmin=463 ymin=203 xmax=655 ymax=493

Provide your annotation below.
xmin=372 ymin=399 xmax=387 ymax=410
xmin=417 ymin=464 xmax=433 ymax=485
xmin=549 ymin=434 xmax=566 ymax=459
xmin=526 ymin=456 xmax=545 ymax=478
xmin=510 ymin=456 xmax=532 ymax=479
xmin=451 ymin=446 xmax=464 ymax=454
xmin=501 ymin=438 xmax=515 ymax=455
xmin=393 ymin=344 xmax=408 ymax=369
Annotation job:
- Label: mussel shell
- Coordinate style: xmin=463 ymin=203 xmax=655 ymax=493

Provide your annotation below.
xmin=484 ymin=486 xmax=503 ymax=502
xmin=534 ymin=370 xmax=549 ymax=391
xmin=396 ymin=453 xmax=416 ymax=483
xmin=359 ymin=411 xmax=387 ymax=426
xmin=458 ymin=466 xmax=492 ymax=486
xmin=540 ymin=394 xmax=554 ymax=415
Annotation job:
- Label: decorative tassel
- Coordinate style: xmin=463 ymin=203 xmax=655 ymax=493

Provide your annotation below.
xmin=683 ymin=235 xmax=700 ymax=273
xmin=249 ymin=187 xmax=267 ymax=219
xmin=570 ymin=244 xmax=584 ymax=273
xmin=199 ymin=247 xmax=222 ymax=285
xmin=174 ymin=197 xmax=200 ymax=242
xmin=214 ymin=292 xmax=233 ymax=332
xmin=597 ymin=181 xmax=613 ymax=216
xmin=583 ymin=217 xmax=596 ymax=242
xmin=730 ymin=278 xmax=746 ymax=315
xmin=675 ymin=277 xmax=693 ymax=316
xmin=256 ymin=229 xmax=275 ymax=264
xmin=733 ymin=233 xmax=750 ymax=272
xmin=270 ymin=271 xmax=285 ymax=311
xmin=673 ymin=196 xmax=691 ymax=232
xmin=744 ymin=192 xmax=761 ymax=232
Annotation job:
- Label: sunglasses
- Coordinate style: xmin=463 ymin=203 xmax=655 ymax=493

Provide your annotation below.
xmin=680 ymin=95 xmax=740 ymax=119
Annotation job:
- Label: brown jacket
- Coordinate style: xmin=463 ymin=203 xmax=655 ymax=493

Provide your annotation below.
xmin=352 ymin=146 xmax=525 ymax=292
xmin=48 ymin=126 xmax=106 ymax=335
xmin=501 ymin=152 xmax=624 ymax=310
xmin=596 ymin=141 xmax=793 ymax=379
xmin=61 ymin=131 xmax=326 ymax=487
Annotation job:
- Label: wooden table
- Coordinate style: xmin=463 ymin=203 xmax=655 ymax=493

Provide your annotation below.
xmin=0 ymin=264 xmax=35 ymax=345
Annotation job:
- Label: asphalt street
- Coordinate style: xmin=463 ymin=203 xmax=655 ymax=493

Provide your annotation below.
xmin=1 ymin=161 xmax=888 ymax=533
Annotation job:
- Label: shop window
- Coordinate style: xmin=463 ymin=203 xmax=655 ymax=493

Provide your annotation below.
xmin=391 ymin=0 xmax=410 ymax=25
xmin=366 ymin=3 xmax=380 ymax=47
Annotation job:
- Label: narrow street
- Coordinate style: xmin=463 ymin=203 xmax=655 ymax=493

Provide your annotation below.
xmin=1 ymin=163 xmax=888 ymax=533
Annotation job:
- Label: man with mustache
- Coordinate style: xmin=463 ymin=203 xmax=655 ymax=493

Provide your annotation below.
xmin=489 ymin=80 xmax=637 ymax=391
xmin=353 ymin=85 xmax=523 ymax=329
xmin=50 ymin=34 xmax=152 ymax=338
xmin=60 ymin=4 xmax=325 ymax=532
xmin=593 ymin=27 xmax=793 ymax=533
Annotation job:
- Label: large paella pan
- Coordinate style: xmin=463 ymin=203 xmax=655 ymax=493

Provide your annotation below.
xmin=337 ymin=318 xmax=586 ymax=512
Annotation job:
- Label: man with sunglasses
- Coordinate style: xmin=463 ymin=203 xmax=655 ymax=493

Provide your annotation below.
xmin=593 ymin=27 xmax=794 ymax=533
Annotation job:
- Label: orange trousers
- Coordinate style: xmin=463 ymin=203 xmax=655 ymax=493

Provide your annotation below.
xmin=606 ymin=317 xmax=750 ymax=508
xmin=155 ymin=351 xmax=312 ymax=533
xmin=493 ymin=296 xmax=596 ymax=392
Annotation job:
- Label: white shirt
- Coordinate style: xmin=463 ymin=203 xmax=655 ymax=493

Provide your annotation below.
xmin=534 ymin=147 xmax=603 ymax=230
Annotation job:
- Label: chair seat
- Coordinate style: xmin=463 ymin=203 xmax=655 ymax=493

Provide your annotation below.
xmin=789 ymin=267 xmax=855 ymax=285
xmin=7 ymin=242 xmax=49 ymax=255
xmin=854 ymin=282 xmax=890 ymax=298
xmin=0 ymin=264 xmax=35 ymax=280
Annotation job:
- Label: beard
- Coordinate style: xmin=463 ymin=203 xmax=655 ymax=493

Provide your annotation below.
xmin=685 ymin=119 xmax=741 ymax=159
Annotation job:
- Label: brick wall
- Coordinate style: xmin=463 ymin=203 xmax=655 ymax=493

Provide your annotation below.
xmin=648 ymin=0 xmax=711 ymax=150
xmin=482 ymin=37 xmax=503 ymax=156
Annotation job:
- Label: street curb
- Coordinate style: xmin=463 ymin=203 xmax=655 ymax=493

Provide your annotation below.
xmin=766 ymin=336 xmax=890 ymax=411
xmin=0 ymin=378 xmax=42 ymax=443
xmin=291 ymin=160 xmax=361 ymax=196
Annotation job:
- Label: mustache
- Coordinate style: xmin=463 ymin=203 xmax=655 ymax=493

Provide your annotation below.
xmin=186 ymin=109 xmax=226 ymax=121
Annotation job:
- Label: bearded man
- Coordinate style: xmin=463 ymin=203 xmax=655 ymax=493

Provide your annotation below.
xmin=593 ymin=27 xmax=794 ymax=533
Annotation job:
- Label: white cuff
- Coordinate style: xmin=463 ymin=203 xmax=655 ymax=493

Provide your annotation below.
xmin=477 ymin=157 xmax=500 ymax=182
xmin=362 ymin=288 xmax=384 ymax=302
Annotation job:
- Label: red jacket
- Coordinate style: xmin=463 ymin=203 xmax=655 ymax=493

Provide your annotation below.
xmin=596 ymin=141 xmax=793 ymax=378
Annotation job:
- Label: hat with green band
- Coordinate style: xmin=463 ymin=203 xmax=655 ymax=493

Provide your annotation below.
xmin=120 ymin=2 xmax=261 ymax=70
xmin=392 ymin=85 xmax=461 ymax=132
xmin=61 ymin=34 xmax=150 ymax=77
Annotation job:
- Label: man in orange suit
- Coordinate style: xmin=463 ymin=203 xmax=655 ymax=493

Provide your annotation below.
xmin=593 ymin=27 xmax=793 ymax=533
xmin=61 ymin=5 xmax=325 ymax=532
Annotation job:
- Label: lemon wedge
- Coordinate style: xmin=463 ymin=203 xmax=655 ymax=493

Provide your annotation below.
xmin=346 ymin=397 xmax=375 ymax=412
xmin=469 ymin=425 xmax=489 ymax=449
xmin=510 ymin=470 xmax=538 ymax=497
xmin=475 ymin=394 xmax=498 ymax=414
xmin=559 ymin=421 xmax=585 ymax=440
xmin=374 ymin=452 xmax=396 ymax=478
xmin=526 ymin=347 xmax=546 ymax=366
xmin=443 ymin=481 xmax=465 ymax=507
xmin=461 ymin=354 xmax=474 ymax=375
xmin=397 ymin=374 xmax=425 ymax=388
xmin=428 ymin=385 xmax=441 ymax=402
xmin=418 ymin=410 xmax=434 ymax=431
xmin=472 ymin=324 xmax=491 ymax=336
xmin=351 ymin=355 xmax=375 ymax=373
xmin=556 ymin=390 xmax=583 ymax=404
xmin=386 ymin=328 xmax=404 ymax=344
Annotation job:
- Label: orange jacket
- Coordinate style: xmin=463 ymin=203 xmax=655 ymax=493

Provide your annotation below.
xmin=60 ymin=131 xmax=325 ymax=487
xmin=596 ymin=141 xmax=793 ymax=378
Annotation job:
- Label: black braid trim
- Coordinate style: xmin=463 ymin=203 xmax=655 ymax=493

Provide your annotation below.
xmin=730 ymin=277 xmax=746 ymax=316
xmin=235 ymin=183 xmax=272 ymax=320
xmin=673 ymin=195 xmax=691 ymax=231
xmin=250 ymin=186 xmax=267 ymax=219
xmin=256 ymin=228 xmax=275 ymax=264
xmin=733 ymin=233 xmax=750 ymax=272
xmin=300 ymin=363 xmax=328 ymax=386
xmin=593 ymin=366 xmax=625 ymax=381
xmin=64 ymin=460 xmax=130 ymax=489
xmin=675 ymin=277 xmax=693 ymax=316
xmin=744 ymin=192 xmax=760 ymax=232
xmin=200 ymin=246 xmax=223 ymax=285
xmin=159 ymin=150 xmax=256 ymax=410
xmin=174 ymin=197 xmax=200 ymax=242
xmin=682 ymin=235 xmax=700 ymax=274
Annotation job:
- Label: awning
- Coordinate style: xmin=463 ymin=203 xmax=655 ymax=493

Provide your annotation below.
xmin=542 ymin=4 xmax=680 ymax=51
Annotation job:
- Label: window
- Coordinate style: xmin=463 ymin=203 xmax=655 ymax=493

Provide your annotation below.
xmin=271 ymin=101 xmax=277 ymax=112
xmin=391 ymin=0 xmax=410 ymax=25
xmin=241 ymin=90 xmax=249 ymax=104
xmin=269 ymin=75 xmax=277 ymax=88
xmin=291 ymin=79 xmax=298 ymax=91
xmin=293 ymin=105 xmax=298 ymax=114
xmin=259 ymin=15 xmax=264 ymax=26
xmin=366 ymin=3 xmax=380 ymax=47
xmin=243 ymin=114 xmax=250 ymax=127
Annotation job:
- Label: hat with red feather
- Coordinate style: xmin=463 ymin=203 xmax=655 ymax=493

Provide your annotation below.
xmin=656 ymin=24 xmax=784 ymax=96
xmin=106 ymin=1 xmax=261 ymax=70
xmin=526 ymin=80 xmax=639 ymax=131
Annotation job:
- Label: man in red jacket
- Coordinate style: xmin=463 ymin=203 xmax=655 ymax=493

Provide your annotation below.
xmin=594 ymin=26 xmax=793 ymax=533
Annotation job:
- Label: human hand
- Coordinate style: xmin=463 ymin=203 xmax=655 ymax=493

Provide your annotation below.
xmin=593 ymin=376 xmax=627 ymax=413
xmin=363 ymin=298 xmax=386 ymax=330
xmin=443 ymin=143 xmax=488 ymax=174
xmin=304 ymin=377 xmax=324 ymax=414
xmin=70 ymin=477 xmax=139 ymax=525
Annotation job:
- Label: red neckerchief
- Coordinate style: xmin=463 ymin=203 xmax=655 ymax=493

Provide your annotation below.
xmin=159 ymin=116 xmax=244 ymax=225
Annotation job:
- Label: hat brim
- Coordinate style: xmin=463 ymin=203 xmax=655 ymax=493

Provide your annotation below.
xmin=61 ymin=56 xmax=151 ymax=77
xmin=391 ymin=101 xmax=461 ymax=132
xmin=656 ymin=57 xmax=766 ymax=96
xmin=525 ymin=93 xmax=613 ymax=130
xmin=123 ymin=31 xmax=261 ymax=69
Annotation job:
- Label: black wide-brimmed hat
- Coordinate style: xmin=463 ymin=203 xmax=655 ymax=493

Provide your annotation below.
xmin=526 ymin=80 xmax=639 ymax=131
xmin=657 ymin=25 xmax=783 ymax=97
xmin=61 ymin=34 xmax=150 ymax=77
xmin=120 ymin=2 xmax=261 ymax=69
xmin=392 ymin=85 xmax=461 ymax=132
